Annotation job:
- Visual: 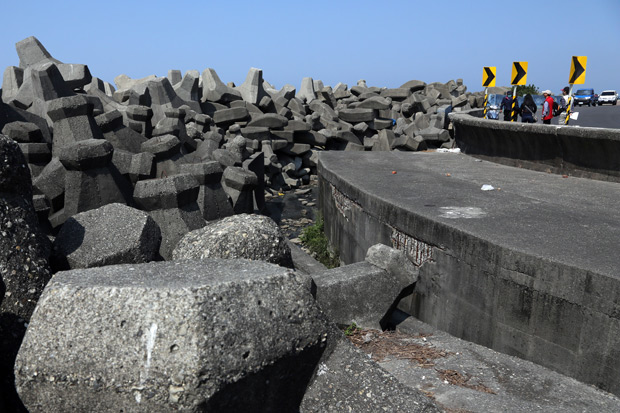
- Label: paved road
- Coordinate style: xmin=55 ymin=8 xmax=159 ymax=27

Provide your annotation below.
xmin=567 ymin=103 xmax=620 ymax=128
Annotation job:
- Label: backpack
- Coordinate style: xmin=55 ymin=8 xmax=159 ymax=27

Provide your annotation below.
xmin=552 ymin=101 xmax=564 ymax=117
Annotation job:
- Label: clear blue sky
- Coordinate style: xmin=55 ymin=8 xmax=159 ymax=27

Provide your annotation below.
xmin=1 ymin=0 xmax=618 ymax=95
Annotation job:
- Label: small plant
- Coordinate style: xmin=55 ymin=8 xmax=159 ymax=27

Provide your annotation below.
xmin=344 ymin=322 xmax=360 ymax=336
xmin=300 ymin=212 xmax=340 ymax=268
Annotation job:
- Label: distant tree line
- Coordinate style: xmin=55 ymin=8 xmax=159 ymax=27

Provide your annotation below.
xmin=514 ymin=84 xmax=540 ymax=96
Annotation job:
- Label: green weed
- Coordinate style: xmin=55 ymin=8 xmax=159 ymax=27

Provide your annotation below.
xmin=300 ymin=212 xmax=340 ymax=268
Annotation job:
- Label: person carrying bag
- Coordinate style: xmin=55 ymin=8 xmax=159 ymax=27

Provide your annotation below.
xmin=520 ymin=93 xmax=538 ymax=123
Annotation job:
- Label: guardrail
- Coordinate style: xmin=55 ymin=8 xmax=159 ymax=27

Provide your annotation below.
xmin=449 ymin=111 xmax=620 ymax=183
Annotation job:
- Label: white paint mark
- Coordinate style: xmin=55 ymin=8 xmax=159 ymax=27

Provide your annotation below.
xmin=439 ymin=207 xmax=487 ymax=219
xmin=135 ymin=323 xmax=158 ymax=403
xmin=145 ymin=323 xmax=157 ymax=370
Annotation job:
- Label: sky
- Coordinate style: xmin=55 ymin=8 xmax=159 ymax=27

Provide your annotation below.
xmin=1 ymin=0 xmax=619 ymax=96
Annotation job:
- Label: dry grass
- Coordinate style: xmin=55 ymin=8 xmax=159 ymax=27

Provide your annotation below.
xmin=436 ymin=369 xmax=496 ymax=394
xmin=345 ymin=328 xmax=449 ymax=367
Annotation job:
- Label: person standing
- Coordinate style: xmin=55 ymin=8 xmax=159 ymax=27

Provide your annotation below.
xmin=541 ymin=90 xmax=554 ymax=125
xmin=558 ymin=86 xmax=570 ymax=124
xmin=500 ymin=92 xmax=514 ymax=121
xmin=520 ymin=93 xmax=538 ymax=123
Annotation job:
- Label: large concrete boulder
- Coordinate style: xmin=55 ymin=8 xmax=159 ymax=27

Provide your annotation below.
xmin=172 ymin=214 xmax=293 ymax=268
xmin=51 ymin=203 xmax=162 ymax=270
xmin=0 ymin=134 xmax=52 ymax=412
xmin=15 ymin=259 xmax=330 ymax=412
xmin=0 ymin=135 xmax=52 ymax=320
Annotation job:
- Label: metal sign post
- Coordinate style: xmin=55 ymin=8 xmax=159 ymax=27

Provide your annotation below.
xmin=565 ymin=56 xmax=587 ymax=125
xmin=482 ymin=67 xmax=496 ymax=119
xmin=510 ymin=61 xmax=528 ymax=122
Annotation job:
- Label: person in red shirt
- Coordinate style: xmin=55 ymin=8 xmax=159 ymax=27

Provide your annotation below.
xmin=541 ymin=90 xmax=554 ymax=124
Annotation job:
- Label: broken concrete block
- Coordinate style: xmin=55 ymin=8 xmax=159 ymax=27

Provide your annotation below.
xmin=212 ymin=106 xmax=249 ymax=128
xmin=57 ymin=63 xmax=92 ymax=90
xmin=451 ymin=94 xmax=469 ymax=108
xmin=15 ymin=259 xmax=329 ymax=412
xmin=51 ymin=203 xmax=161 ymax=270
xmin=247 ymin=113 xmax=288 ymax=129
xmin=337 ymin=108 xmax=376 ymax=123
xmin=366 ymin=243 xmax=419 ymax=286
xmin=133 ymin=174 xmax=205 ymax=259
xmin=392 ymin=135 xmax=427 ymax=151
xmin=418 ymin=126 xmax=450 ymax=144
xmin=178 ymin=161 xmax=233 ymax=221
xmin=309 ymin=100 xmax=337 ymax=121
xmin=96 ymin=110 xmax=147 ymax=153
xmin=235 ymin=67 xmax=268 ymax=105
xmin=140 ymin=134 xmax=184 ymax=178
xmin=222 ymin=166 xmax=257 ymax=213
xmin=58 ymin=139 xmax=133 ymax=222
xmin=112 ymin=149 xmax=155 ymax=184
xmin=368 ymin=118 xmax=393 ymax=131
xmin=173 ymin=71 xmax=200 ymax=102
xmin=1 ymin=66 xmax=24 ymax=104
xmin=173 ymin=213 xmax=292 ymax=267
xmin=297 ymin=77 xmax=317 ymax=103
xmin=240 ymin=126 xmax=270 ymax=141
xmin=355 ymin=95 xmax=391 ymax=110
xmin=399 ymin=79 xmax=427 ymax=92
xmin=311 ymin=260 xmax=409 ymax=329
xmin=47 ymin=95 xmax=103 ymax=157
xmin=167 ymin=69 xmax=182 ymax=86
xmin=2 ymin=121 xmax=43 ymax=143
xmin=201 ymin=68 xmax=242 ymax=103
xmin=33 ymin=157 xmax=66 ymax=213
xmin=15 ymin=36 xmax=61 ymax=68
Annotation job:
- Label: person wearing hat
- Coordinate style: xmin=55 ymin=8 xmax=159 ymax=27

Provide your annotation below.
xmin=558 ymin=86 xmax=570 ymax=124
xmin=541 ymin=90 xmax=554 ymax=124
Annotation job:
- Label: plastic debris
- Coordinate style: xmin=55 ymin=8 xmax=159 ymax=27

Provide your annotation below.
xmin=481 ymin=185 xmax=494 ymax=191
xmin=436 ymin=148 xmax=461 ymax=153
xmin=392 ymin=171 xmax=397 ymax=174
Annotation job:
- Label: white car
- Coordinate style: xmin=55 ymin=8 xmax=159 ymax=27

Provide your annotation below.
xmin=598 ymin=90 xmax=618 ymax=105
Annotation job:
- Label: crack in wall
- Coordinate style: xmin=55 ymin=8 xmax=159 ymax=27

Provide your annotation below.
xmin=331 ymin=184 xmax=361 ymax=222
xmin=390 ymin=227 xmax=434 ymax=266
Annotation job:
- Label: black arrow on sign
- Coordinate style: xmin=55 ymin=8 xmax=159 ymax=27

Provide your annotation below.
xmin=512 ymin=62 xmax=526 ymax=84
xmin=570 ymin=56 xmax=585 ymax=84
xmin=483 ymin=67 xmax=495 ymax=87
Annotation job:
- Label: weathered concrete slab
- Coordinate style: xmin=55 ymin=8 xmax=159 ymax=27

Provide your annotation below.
xmin=15 ymin=259 xmax=331 ymax=412
xmin=300 ymin=336 xmax=440 ymax=412
xmin=376 ymin=317 xmax=620 ymax=413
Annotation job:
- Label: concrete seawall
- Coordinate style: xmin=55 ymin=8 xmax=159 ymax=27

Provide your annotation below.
xmin=450 ymin=112 xmax=620 ymax=182
xmin=318 ymin=151 xmax=620 ymax=395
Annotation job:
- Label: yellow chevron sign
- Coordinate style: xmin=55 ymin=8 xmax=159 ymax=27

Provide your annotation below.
xmin=511 ymin=62 xmax=528 ymax=85
xmin=482 ymin=67 xmax=496 ymax=87
xmin=569 ymin=56 xmax=587 ymax=84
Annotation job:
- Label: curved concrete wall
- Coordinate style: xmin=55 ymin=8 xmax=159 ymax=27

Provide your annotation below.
xmin=450 ymin=113 xmax=620 ymax=182
xmin=318 ymin=151 xmax=620 ymax=397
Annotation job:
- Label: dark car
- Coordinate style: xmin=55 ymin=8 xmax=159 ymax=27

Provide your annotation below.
xmin=573 ymin=88 xmax=597 ymax=106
